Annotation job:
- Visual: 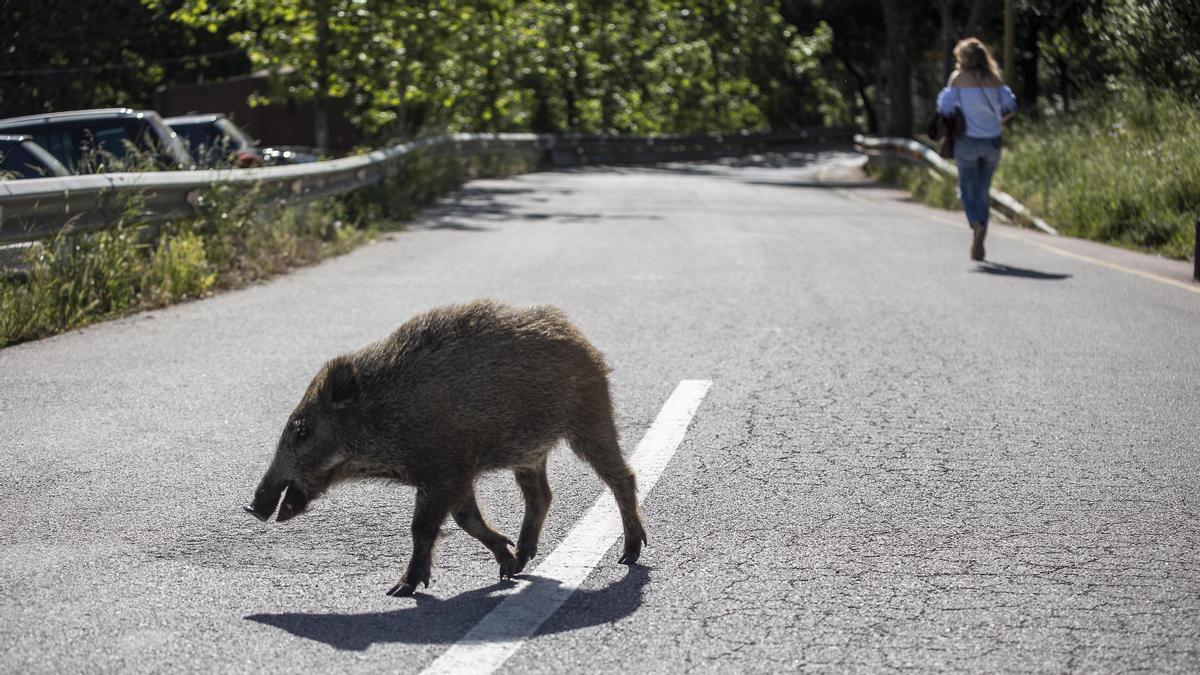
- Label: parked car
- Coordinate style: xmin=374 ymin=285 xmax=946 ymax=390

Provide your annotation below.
xmin=260 ymin=144 xmax=319 ymax=165
xmin=165 ymin=113 xmax=319 ymax=167
xmin=165 ymin=113 xmax=262 ymax=168
xmin=0 ymin=135 xmax=70 ymax=179
xmin=0 ymin=108 xmax=193 ymax=173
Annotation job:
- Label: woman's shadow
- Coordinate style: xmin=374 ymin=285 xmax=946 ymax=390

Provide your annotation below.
xmin=974 ymin=261 xmax=1071 ymax=280
xmin=245 ymin=565 xmax=651 ymax=651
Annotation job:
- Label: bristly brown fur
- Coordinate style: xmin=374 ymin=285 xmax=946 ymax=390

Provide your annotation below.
xmin=247 ymin=299 xmax=645 ymax=597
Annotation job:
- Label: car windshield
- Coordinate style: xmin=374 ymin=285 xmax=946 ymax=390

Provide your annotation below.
xmin=1 ymin=118 xmax=149 ymax=172
xmin=215 ymin=118 xmax=254 ymax=149
xmin=171 ymin=119 xmax=252 ymax=165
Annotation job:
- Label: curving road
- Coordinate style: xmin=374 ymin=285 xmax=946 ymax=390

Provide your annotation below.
xmin=2 ymin=151 xmax=1198 ymax=672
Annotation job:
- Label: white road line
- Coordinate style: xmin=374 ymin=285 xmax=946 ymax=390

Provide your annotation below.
xmin=420 ymin=379 xmax=713 ymax=675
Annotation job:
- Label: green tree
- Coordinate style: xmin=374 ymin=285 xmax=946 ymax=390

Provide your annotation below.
xmin=158 ymin=0 xmax=847 ymax=140
xmin=0 ymin=0 xmax=247 ymax=118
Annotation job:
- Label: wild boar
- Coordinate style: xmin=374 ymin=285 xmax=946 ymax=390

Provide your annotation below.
xmin=244 ymin=299 xmax=645 ymax=597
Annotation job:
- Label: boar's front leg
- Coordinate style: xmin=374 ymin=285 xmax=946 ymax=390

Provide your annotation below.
xmin=513 ymin=459 xmax=552 ymax=574
xmin=452 ymin=491 xmax=520 ymax=579
xmin=387 ymin=489 xmax=453 ymax=597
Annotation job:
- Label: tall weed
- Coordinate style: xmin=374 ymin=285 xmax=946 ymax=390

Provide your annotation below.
xmin=1 ymin=146 xmax=540 ymax=348
xmin=865 ymin=157 xmax=960 ymax=210
xmin=998 ymin=87 xmax=1200 ymax=258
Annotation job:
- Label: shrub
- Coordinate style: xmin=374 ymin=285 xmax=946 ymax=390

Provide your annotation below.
xmin=865 ymin=156 xmax=960 ymax=210
xmin=0 ymin=145 xmax=542 ymax=348
xmin=866 ymin=86 xmax=1199 ymax=261
xmin=997 ymin=87 xmax=1200 ymax=259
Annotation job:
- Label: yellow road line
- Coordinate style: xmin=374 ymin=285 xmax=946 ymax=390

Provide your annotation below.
xmin=1009 ymin=237 xmax=1200 ymax=295
xmin=898 ymin=196 xmax=1200 ymax=296
xmin=815 ymin=166 xmax=1197 ymax=295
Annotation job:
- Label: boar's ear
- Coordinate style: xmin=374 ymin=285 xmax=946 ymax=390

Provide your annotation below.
xmin=322 ymin=358 xmax=360 ymax=409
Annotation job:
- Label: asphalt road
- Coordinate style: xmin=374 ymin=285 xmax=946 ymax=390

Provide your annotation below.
xmin=2 ymin=151 xmax=1198 ymax=673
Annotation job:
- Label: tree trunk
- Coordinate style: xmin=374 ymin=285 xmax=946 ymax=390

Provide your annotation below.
xmin=880 ymin=0 xmax=913 ymax=137
xmin=565 ymin=86 xmax=578 ymax=132
xmin=838 ymin=51 xmax=879 ymax=135
xmin=1059 ymin=54 xmax=1071 ymax=114
xmin=938 ymin=0 xmax=955 ymax=82
xmin=963 ymin=0 xmax=985 ymax=37
xmin=313 ymin=0 xmax=331 ymax=154
xmin=1017 ymin=10 xmax=1040 ymax=111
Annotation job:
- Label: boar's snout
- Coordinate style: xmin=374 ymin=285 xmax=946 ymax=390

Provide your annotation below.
xmin=275 ymin=484 xmax=309 ymax=522
xmin=243 ymin=478 xmax=309 ymax=522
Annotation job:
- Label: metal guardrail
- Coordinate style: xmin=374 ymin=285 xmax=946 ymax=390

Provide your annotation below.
xmin=853 ymin=134 xmax=1059 ymax=236
xmin=0 ymin=133 xmax=544 ymax=245
xmin=0 ymin=127 xmax=854 ymax=246
xmin=551 ymin=127 xmax=855 ymax=166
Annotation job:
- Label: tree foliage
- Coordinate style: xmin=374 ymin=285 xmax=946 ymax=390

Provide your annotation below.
xmin=155 ymin=0 xmax=846 ymax=140
xmin=0 ymin=0 xmax=248 ymax=118
xmin=3 ymin=1 xmax=1197 ymax=142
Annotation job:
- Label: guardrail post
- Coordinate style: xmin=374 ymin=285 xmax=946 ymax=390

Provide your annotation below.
xmin=1194 ymin=217 xmax=1199 ymax=282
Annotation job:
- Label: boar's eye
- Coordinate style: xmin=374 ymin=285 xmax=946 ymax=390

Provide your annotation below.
xmin=292 ymin=418 xmax=309 ymax=442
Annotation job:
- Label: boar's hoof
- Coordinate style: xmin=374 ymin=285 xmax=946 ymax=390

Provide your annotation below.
xmin=515 ymin=545 xmax=537 ymax=570
xmin=499 ymin=555 xmax=522 ymax=580
xmin=618 ymin=538 xmax=646 ymax=565
xmin=617 ymin=529 xmax=648 ymax=565
xmin=387 ymin=572 xmax=429 ymax=597
xmin=387 ymin=582 xmax=418 ymax=597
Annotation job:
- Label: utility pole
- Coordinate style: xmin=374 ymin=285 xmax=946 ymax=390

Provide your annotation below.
xmin=1003 ymin=0 xmax=1015 ymax=85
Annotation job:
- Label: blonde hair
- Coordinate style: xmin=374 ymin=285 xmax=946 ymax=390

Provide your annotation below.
xmin=954 ymin=37 xmax=1003 ymax=84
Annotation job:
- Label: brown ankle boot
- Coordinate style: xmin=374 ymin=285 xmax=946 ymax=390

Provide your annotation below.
xmin=971 ymin=225 xmax=986 ymax=261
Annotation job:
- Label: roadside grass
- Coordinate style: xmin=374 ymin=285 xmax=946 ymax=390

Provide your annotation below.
xmin=866 ymin=87 xmax=1200 ymax=260
xmin=997 ymin=88 xmax=1199 ymax=259
xmin=0 ymin=148 xmax=540 ymax=348
xmin=864 ymin=157 xmax=960 ymax=211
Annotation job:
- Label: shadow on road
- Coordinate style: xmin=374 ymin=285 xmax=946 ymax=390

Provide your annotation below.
xmin=245 ymin=565 xmax=650 ymax=650
xmin=596 ymin=149 xmax=844 ymax=177
xmin=423 ymin=221 xmax=492 ymax=232
xmin=974 ymin=262 xmax=1072 ymax=280
xmin=414 ymin=184 xmax=659 ymax=229
xmin=742 ymin=179 xmax=879 ymax=190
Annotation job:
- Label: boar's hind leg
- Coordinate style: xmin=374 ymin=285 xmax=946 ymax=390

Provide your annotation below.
xmin=569 ymin=426 xmax=647 ymax=566
xmin=452 ymin=491 xmax=520 ymax=579
xmin=387 ymin=489 xmax=453 ymax=597
xmin=513 ymin=458 xmax=552 ymax=574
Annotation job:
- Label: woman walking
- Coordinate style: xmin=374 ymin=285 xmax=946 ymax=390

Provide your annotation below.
xmin=936 ymin=38 xmax=1017 ymax=261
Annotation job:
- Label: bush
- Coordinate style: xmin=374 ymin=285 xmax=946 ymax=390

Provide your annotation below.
xmin=865 ymin=87 xmax=1199 ymax=261
xmin=997 ymin=87 xmax=1200 ymax=259
xmin=0 ymin=146 xmax=542 ymax=348
xmin=865 ymin=156 xmax=960 ymax=210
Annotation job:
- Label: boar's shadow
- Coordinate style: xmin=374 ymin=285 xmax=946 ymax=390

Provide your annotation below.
xmin=245 ymin=565 xmax=649 ymax=650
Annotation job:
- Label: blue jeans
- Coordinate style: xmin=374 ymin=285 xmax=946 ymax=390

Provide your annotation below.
xmin=954 ymin=136 xmax=1002 ymax=228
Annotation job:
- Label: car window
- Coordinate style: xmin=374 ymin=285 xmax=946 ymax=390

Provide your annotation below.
xmin=173 ymin=122 xmax=229 ymax=162
xmin=0 ymin=140 xmax=66 ymax=179
xmin=0 ymin=116 xmax=193 ymax=172
xmin=92 ymin=125 xmax=132 ymax=158
xmin=19 ymin=120 xmax=144 ymax=171
xmin=0 ymin=142 xmax=40 ymax=178
xmin=30 ymin=129 xmax=79 ymax=170
xmin=215 ymin=119 xmax=253 ymax=149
